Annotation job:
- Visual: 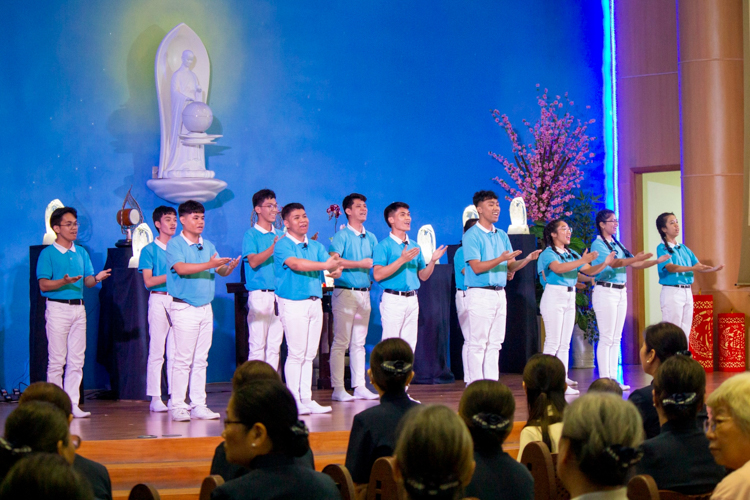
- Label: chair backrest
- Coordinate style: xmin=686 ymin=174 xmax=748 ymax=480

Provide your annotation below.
xmin=323 ymin=464 xmax=356 ymax=500
xmin=627 ymin=474 xmax=660 ymax=500
xmin=128 ymin=483 xmax=161 ymax=500
xmin=550 ymin=452 xmax=571 ymax=500
xmin=520 ymin=441 xmax=558 ymax=500
xmin=199 ymin=475 xmax=225 ymax=500
xmin=659 ymin=489 xmax=713 ymax=500
xmin=366 ymin=456 xmax=399 ymax=500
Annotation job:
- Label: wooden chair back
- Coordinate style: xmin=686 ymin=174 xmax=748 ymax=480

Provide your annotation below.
xmin=519 ymin=441 xmax=570 ymax=500
xmin=627 ymin=474 xmax=660 ymax=500
xmin=659 ymin=491 xmax=713 ymax=500
xmin=366 ymin=456 xmax=399 ymax=500
xmin=323 ymin=464 xmax=356 ymax=500
xmin=128 ymin=484 xmax=161 ymax=500
xmin=199 ymin=475 xmax=225 ymax=500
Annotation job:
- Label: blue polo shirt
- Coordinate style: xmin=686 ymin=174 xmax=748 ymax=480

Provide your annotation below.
xmin=537 ymin=247 xmax=582 ymax=288
xmin=591 ymin=236 xmax=627 ymax=285
xmin=242 ymin=224 xmax=280 ymax=292
xmin=329 ymin=225 xmax=378 ymax=289
xmin=454 ymin=246 xmax=466 ymax=291
xmin=274 ymin=234 xmax=328 ymax=300
xmin=166 ymin=232 xmax=217 ymax=307
xmin=138 ymin=240 xmax=169 ymax=292
xmin=372 ymin=234 xmax=426 ymax=292
xmin=462 ymin=223 xmax=513 ymax=288
xmin=36 ymin=242 xmax=94 ymax=300
xmin=657 ymin=242 xmax=698 ymax=286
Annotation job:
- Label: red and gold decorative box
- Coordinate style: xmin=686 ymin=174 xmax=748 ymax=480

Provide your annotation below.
xmin=718 ymin=313 xmax=745 ymax=372
xmin=690 ymin=295 xmax=713 ymax=372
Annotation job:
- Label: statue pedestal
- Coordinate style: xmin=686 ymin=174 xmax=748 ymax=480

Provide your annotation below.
xmin=147 ymin=177 xmax=227 ymax=203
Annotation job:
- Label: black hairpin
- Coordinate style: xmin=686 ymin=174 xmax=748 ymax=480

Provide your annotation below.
xmin=662 ymin=392 xmax=697 ymax=406
xmin=0 ymin=438 xmax=31 ymax=457
xmin=604 ymin=444 xmax=643 ymax=468
xmin=405 ymin=476 xmax=461 ymax=495
xmin=471 ymin=412 xmax=511 ymax=432
xmin=290 ymin=420 xmax=309 ymax=437
xmin=381 ymin=360 xmax=412 ymax=375
xmin=676 ymin=350 xmax=692 ymax=357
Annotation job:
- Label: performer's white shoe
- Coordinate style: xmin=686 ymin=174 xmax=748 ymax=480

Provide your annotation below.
xmin=565 ymin=386 xmax=580 ymax=396
xmin=353 ymin=386 xmax=379 ymax=400
xmin=150 ymin=398 xmax=169 ymax=413
xmin=302 ymin=400 xmax=332 ymax=414
xmin=619 ymin=383 xmax=631 ymax=392
xmin=191 ymin=406 xmax=220 ymax=420
xmin=566 ymin=377 xmax=579 ymax=387
xmin=171 ymin=408 xmax=190 ymax=422
xmin=72 ymin=405 xmax=91 ymax=418
xmin=331 ymin=388 xmax=355 ymax=402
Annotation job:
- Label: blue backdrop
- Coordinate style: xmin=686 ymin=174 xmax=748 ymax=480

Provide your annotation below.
xmin=1 ymin=1 xmax=604 ymax=390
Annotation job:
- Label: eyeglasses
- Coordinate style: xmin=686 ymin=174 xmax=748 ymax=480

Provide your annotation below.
xmin=704 ymin=416 xmax=732 ymax=434
xmin=59 ymin=222 xmax=80 ymax=228
xmin=71 ymin=434 xmax=82 ymax=450
xmin=605 ymin=219 xmax=619 ymax=224
xmin=261 ymin=204 xmax=279 ymax=210
xmin=223 ymin=419 xmax=245 ymax=429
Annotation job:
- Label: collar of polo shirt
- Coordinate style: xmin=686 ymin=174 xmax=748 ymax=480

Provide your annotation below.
xmin=155 ymin=239 xmax=168 ymax=251
xmin=347 ymin=224 xmax=366 ymax=236
xmin=53 ymin=241 xmax=76 ymax=254
xmin=286 ymin=233 xmax=309 ymax=246
xmin=254 ymin=223 xmax=276 ymax=235
xmin=389 ymin=233 xmax=409 ymax=245
xmin=180 ymin=231 xmax=204 ymax=246
xmin=476 ymin=222 xmax=497 ymax=233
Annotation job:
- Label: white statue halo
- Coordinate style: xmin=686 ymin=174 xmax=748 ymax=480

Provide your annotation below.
xmin=507 ymin=197 xmax=530 ymax=234
xmin=417 ymin=225 xmax=437 ymax=264
xmin=43 ymin=199 xmax=65 ymax=245
xmin=462 ymin=205 xmax=479 ymax=230
xmin=128 ymin=223 xmax=154 ymax=269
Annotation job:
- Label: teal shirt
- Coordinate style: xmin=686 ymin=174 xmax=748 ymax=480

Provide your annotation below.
xmin=242 ymin=225 xmax=280 ymax=292
xmin=36 ymin=243 xmax=94 ymax=300
xmin=329 ymin=225 xmax=378 ymax=289
xmin=138 ymin=240 xmax=168 ymax=292
xmin=454 ymin=246 xmax=466 ymax=291
xmin=274 ymin=235 xmax=328 ymax=300
xmin=462 ymin=223 xmax=513 ymax=288
xmin=590 ymin=236 xmax=628 ymax=284
xmin=537 ymin=247 xmax=582 ymax=288
xmin=166 ymin=233 xmax=217 ymax=307
xmin=657 ymin=242 xmax=698 ymax=285
xmin=372 ymin=235 xmax=426 ymax=292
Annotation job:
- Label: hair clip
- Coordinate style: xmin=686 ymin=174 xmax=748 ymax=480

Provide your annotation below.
xmin=405 ymin=476 xmax=461 ymax=495
xmin=471 ymin=412 xmax=511 ymax=432
xmin=676 ymin=350 xmax=692 ymax=357
xmin=661 ymin=392 xmax=697 ymax=406
xmin=604 ymin=444 xmax=643 ymax=468
xmin=290 ymin=420 xmax=310 ymax=438
xmin=0 ymin=438 xmax=31 ymax=457
xmin=381 ymin=360 xmax=412 ymax=375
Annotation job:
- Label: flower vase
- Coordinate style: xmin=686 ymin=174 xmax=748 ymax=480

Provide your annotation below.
xmin=571 ymin=325 xmax=595 ymax=369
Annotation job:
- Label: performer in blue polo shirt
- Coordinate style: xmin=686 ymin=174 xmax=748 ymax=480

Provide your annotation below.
xmin=167 ymin=200 xmax=241 ymax=422
xmin=454 ymin=217 xmax=478 ymax=383
xmin=274 ymin=202 xmax=343 ymax=414
xmin=537 ymin=219 xmax=614 ymax=395
xmin=243 ymin=189 xmax=284 ymax=371
xmin=139 ymin=206 xmax=178 ymax=412
xmin=36 ymin=207 xmax=111 ymax=418
xmin=328 ymin=193 xmax=379 ymax=402
xmin=655 ymin=212 xmax=722 ymax=343
xmin=372 ymin=202 xmax=447 ymax=352
xmin=462 ymin=191 xmax=541 ymax=384
xmin=590 ymin=209 xmax=665 ymax=389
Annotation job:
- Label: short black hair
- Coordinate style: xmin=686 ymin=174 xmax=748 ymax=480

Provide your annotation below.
xmin=370 ymin=338 xmax=414 ymax=394
xmin=50 ymin=207 xmax=77 ymax=228
xmin=178 ymin=200 xmax=205 ymax=217
xmin=383 ymin=202 xmax=409 ymax=228
xmin=588 ymin=378 xmax=623 ymax=396
xmin=342 ymin=193 xmax=367 ymax=219
xmin=152 ymin=206 xmax=176 ymax=234
xmin=473 ymin=190 xmax=498 ymax=207
xmin=463 ymin=218 xmax=479 ymax=233
xmin=252 ymin=189 xmax=276 ymax=208
xmin=281 ymin=202 xmax=305 ymax=221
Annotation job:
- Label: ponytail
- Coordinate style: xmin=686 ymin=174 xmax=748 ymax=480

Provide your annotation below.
xmin=543 ymin=220 xmax=567 ymax=258
xmin=595 ymin=209 xmax=633 ymax=258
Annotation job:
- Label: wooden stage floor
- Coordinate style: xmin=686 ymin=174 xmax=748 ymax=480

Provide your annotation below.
xmin=0 ymin=366 xmax=736 ymax=442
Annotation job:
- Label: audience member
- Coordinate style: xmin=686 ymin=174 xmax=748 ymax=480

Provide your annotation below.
xmin=345 ymin=338 xmax=419 ymax=492
xmin=629 ymin=321 xmax=691 ymax=438
xmin=0 ymin=453 xmax=93 ymax=500
xmin=210 ymin=379 xmax=340 ymax=500
xmin=588 ymin=377 xmax=623 ymax=396
xmin=394 ymin=405 xmax=475 ymax=500
xmin=18 ymin=382 xmax=112 ymax=500
xmin=459 ymin=380 xmax=533 ymax=500
xmin=635 ymin=355 xmax=725 ymax=494
xmin=517 ymin=353 xmax=566 ymax=461
xmin=557 ymin=393 xmax=644 ymax=500
xmin=706 ymin=372 xmax=750 ymax=499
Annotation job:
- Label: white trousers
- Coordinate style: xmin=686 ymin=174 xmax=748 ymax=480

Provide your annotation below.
xmin=146 ymin=293 xmax=175 ymax=397
xmin=465 ymin=288 xmax=507 ymax=383
xmin=455 ymin=291 xmax=469 ymax=382
xmin=169 ymin=302 xmax=213 ymax=409
xmin=380 ymin=293 xmax=419 ymax=352
xmin=45 ymin=301 xmax=86 ymax=406
xmin=660 ymin=286 xmax=694 ymax=344
xmin=331 ymin=289 xmax=371 ymax=389
xmin=540 ymin=285 xmax=576 ymax=375
xmin=277 ymin=297 xmax=323 ymax=403
xmin=592 ymin=286 xmax=627 ymax=379
xmin=247 ymin=290 xmax=284 ymax=370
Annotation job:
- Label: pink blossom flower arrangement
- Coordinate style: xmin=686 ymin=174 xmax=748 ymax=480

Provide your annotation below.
xmin=489 ymin=86 xmax=596 ymax=222
xmin=326 ymin=204 xmax=342 ymax=235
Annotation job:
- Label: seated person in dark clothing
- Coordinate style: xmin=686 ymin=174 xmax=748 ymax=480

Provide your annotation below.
xmin=211 ymin=379 xmax=340 ymax=500
xmin=17 ymin=382 xmax=112 ymax=500
xmin=0 ymin=453 xmax=94 ymax=500
xmin=459 ymin=380 xmax=534 ymax=500
xmin=210 ymin=361 xmax=314 ymax=481
xmin=345 ymin=338 xmax=419 ymax=491
xmin=629 ymin=322 xmax=690 ymax=439
xmin=635 ymin=354 xmax=725 ymax=494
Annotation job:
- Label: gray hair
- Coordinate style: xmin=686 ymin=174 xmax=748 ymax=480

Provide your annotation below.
xmin=562 ymin=393 xmax=644 ymax=486
xmin=706 ymin=372 xmax=750 ymax=437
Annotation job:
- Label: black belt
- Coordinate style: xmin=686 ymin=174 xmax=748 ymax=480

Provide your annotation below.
xmin=468 ymin=286 xmax=505 ymax=291
xmin=250 ymin=289 xmax=274 ymax=292
xmin=596 ymin=282 xmax=626 ymax=290
xmin=150 ymin=291 xmax=169 ymax=295
xmin=665 ymin=284 xmax=691 ymax=289
xmin=334 ymin=286 xmax=371 ymax=292
xmin=47 ymin=298 xmax=84 ymax=305
xmin=173 ymin=298 xmax=188 ymax=304
xmin=384 ymin=289 xmax=418 ymax=297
